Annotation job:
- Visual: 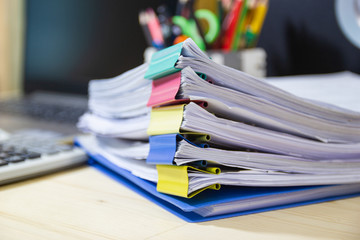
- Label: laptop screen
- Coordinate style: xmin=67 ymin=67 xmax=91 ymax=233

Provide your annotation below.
xmin=23 ymin=0 xmax=170 ymax=95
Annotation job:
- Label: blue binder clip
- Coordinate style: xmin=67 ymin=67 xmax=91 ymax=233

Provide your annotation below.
xmin=147 ymin=134 xmax=209 ymax=165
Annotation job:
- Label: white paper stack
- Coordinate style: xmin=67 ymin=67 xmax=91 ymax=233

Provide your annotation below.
xmin=77 ymin=38 xmax=360 ymax=199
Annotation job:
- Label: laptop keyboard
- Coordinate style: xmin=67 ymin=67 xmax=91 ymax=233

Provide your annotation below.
xmin=0 ymin=129 xmax=87 ymax=185
xmin=0 ymin=99 xmax=86 ymax=124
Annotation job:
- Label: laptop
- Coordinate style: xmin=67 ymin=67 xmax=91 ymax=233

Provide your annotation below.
xmin=0 ymin=0 xmax=163 ymax=184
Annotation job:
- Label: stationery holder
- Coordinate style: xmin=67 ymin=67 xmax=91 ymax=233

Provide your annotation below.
xmin=207 ymin=48 xmax=267 ymax=78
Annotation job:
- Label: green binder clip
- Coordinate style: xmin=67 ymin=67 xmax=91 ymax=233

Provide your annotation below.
xmin=144 ymin=42 xmax=184 ymax=80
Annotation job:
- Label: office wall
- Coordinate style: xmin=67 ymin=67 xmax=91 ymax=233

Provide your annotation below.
xmin=0 ymin=0 xmax=24 ymax=99
xmin=23 ymin=0 xmax=174 ymax=95
xmin=257 ymin=0 xmax=360 ymax=76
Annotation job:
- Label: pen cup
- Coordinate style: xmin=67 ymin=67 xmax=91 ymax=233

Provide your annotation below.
xmin=206 ymin=48 xmax=266 ymax=78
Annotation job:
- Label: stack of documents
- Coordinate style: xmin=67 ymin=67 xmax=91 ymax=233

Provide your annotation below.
xmin=76 ymin=38 xmax=360 ymax=222
xmin=77 ymin=63 xmax=151 ymax=139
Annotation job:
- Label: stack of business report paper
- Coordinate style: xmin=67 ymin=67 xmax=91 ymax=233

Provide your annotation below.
xmin=77 ymin=63 xmax=151 ymax=140
xmin=76 ymin=38 xmax=360 ymax=222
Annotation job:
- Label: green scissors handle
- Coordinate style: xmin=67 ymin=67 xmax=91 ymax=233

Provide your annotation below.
xmin=195 ymin=9 xmax=220 ymax=44
xmin=172 ymin=9 xmax=220 ymax=50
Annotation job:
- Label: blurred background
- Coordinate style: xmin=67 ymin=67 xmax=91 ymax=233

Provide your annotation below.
xmin=0 ymin=0 xmax=359 ymax=99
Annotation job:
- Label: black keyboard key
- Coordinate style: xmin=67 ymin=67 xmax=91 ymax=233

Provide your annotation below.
xmin=0 ymin=159 xmax=8 ymax=166
xmin=5 ymin=156 xmax=26 ymax=163
xmin=43 ymin=149 xmax=60 ymax=155
xmin=0 ymin=99 xmax=86 ymax=124
xmin=54 ymin=145 xmax=73 ymax=152
xmin=2 ymin=146 xmax=15 ymax=153
xmin=25 ymin=152 xmax=41 ymax=159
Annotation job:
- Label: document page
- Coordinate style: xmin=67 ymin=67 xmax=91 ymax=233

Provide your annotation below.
xmin=266 ymin=71 xmax=360 ymax=112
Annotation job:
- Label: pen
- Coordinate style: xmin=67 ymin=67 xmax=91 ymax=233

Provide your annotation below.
xmin=176 ymin=0 xmax=188 ymax=16
xmin=139 ymin=10 xmax=153 ymax=47
xmin=231 ymin=0 xmax=249 ymax=50
xmin=157 ymin=5 xmax=173 ymax=47
xmin=250 ymin=0 xmax=268 ymax=35
xmin=146 ymin=8 xmax=165 ymax=49
xmin=222 ymin=0 xmax=245 ymax=51
xmin=217 ymin=0 xmax=223 ymax=24
xmin=221 ymin=0 xmax=233 ymax=13
xmin=246 ymin=0 xmax=268 ymax=47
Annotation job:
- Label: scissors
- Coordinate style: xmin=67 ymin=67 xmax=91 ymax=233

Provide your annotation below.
xmin=172 ymin=9 xmax=220 ymax=50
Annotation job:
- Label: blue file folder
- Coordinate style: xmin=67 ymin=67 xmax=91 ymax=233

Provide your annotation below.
xmin=85 ymin=150 xmax=360 ymax=223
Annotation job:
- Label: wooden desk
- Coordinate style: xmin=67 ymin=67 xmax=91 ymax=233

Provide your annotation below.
xmin=1 ymin=166 xmax=359 ymax=240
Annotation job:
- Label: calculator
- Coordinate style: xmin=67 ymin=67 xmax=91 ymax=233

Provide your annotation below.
xmin=0 ymin=129 xmax=87 ymax=185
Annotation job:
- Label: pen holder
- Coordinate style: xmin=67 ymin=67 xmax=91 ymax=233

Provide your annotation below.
xmin=144 ymin=47 xmax=266 ymax=78
xmin=206 ymin=48 xmax=266 ymax=78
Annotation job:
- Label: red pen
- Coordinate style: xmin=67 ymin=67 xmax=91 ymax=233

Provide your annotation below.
xmin=146 ymin=8 xmax=165 ymax=49
xmin=221 ymin=0 xmax=244 ymax=52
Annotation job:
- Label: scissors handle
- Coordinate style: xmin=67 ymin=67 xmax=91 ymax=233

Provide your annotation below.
xmin=194 ymin=9 xmax=220 ymax=44
xmin=172 ymin=15 xmax=206 ymax=50
xmin=172 ymin=9 xmax=220 ymax=50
